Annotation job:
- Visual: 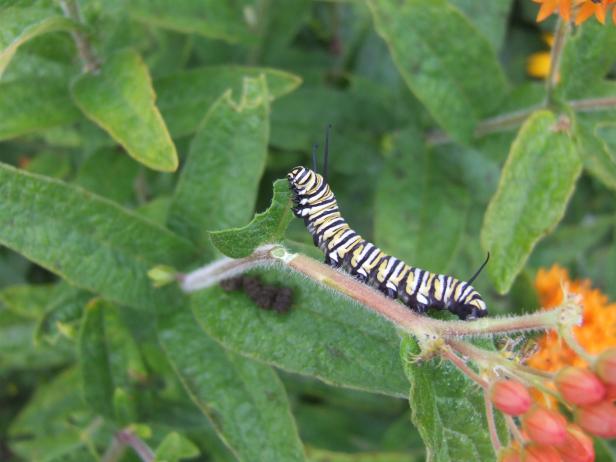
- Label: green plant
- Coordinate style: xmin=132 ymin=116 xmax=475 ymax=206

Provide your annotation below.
xmin=1 ymin=1 xmax=616 ymax=461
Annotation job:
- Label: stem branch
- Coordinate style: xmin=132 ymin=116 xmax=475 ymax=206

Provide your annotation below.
xmin=484 ymin=388 xmax=502 ymax=453
xmin=546 ymin=18 xmax=569 ymax=103
xmin=59 ymin=0 xmax=100 ymax=73
xmin=441 ymin=346 xmax=489 ymax=389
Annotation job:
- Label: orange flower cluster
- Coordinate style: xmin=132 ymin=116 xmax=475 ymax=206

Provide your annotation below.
xmin=529 ymin=265 xmax=616 ymax=371
xmin=486 ymin=266 xmax=616 ymax=460
xmin=533 ymin=0 xmax=616 ymax=24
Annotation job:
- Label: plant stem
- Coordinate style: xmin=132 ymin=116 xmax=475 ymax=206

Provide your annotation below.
xmin=441 ymin=346 xmax=489 ymax=389
xmin=101 ymin=438 xmax=126 ymax=462
xmin=116 ymin=430 xmax=155 ymax=462
xmin=570 ymin=96 xmax=616 ymax=111
xmin=180 ymin=245 xmax=276 ymax=292
xmin=505 ymin=415 xmax=525 ymax=445
xmin=545 ymin=18 xmax=569 ymax=104
xmin=59 ymin=0 xmax=100 ymax=73
xmin=182 ymin=246 xmax=572 ymax=339
xmin=560 ymin=327 xmax=596 ymax=365
xmin=426 ymin=106 xmax=539 ymax=145
xmin=484 ymin=388 xmax=502 ymax=453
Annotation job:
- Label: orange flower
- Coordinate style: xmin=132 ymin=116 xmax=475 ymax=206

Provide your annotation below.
xmin=533 ymin=0 xmax=572 ymax=21
xmin=533 ymin=0 xmax=616 ymax=24
xmin=528 ymin=265 xmax=616 ymax=371
xmin=575 ymin=0 xmax=609 ymax=24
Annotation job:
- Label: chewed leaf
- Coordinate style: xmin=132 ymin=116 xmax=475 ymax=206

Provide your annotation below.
xmin=71 ymin=49 xmax=178 ymax=172
xmin=167 ymin=75 xmax=270 ymax=248
xmin=209 ymin=179 xmax=293 ymax=258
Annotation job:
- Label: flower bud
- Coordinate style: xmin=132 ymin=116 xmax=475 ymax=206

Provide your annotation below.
xmin=595 ymin=348 xmax=616 ymax=385
xmin=499 ymin=447 xmax=521 ymax=462
xmin=490 ymin=379 xmax=532 ymax=416
xmin=555 ymin=425 xmax=594 ymax=462
xmin=575 ymin=401 xmax=616 ymax=438
xmin=522 ymin=407 xmax=567 ymax=445
xmin=522 ymin=443 xmax=562 ymax=462
xmin=605 ymin=383 xmax=616 ymax=401
xmin=555 ymin=367 xmax=606 ymax=405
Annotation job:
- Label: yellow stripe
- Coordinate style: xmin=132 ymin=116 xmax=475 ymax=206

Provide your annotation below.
xmin=434 ymin=276 xmax=443 ymax=301
xmin=405 ymin=269 xmax=415 ymax=294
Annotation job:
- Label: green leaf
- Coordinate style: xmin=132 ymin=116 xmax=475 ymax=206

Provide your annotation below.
xmin=0 ymin=78 xmax=80 ymax=141
xmin=155 ymin=66 xmax=301 ymax=138
xmin=35 ymin=284 xmax=92 ymax=345
xmin=79 ymin=299 xmax=147 ymax=421
xmin=167 ymin=75 xmax=270 ymax=248
xmin=374 ymin=130 xmax=469 ymax=274
xmin=0 ymin=308 xmax=72 ymax=370
xmin=306 ymin=447 xmax=418 ymax=462
xmin=24 ymin=152 xmax=71 ymax=179
xmin=74 ymin=148 xmax=140 ymax=205
xmin=71 ymin=49 xmax=178 ymax=172
xmin=0 ymin=163 xmax=196 ymax=310
xmin=481 ymin=111 xmax=581 ymax=294
xmin=0 ymin=6 xmax=77 ymax=77
xmin=559 ymin=21 xmax=616 ymax=98
xmin=9 ymin=367 xmax=112 ymax=462
xmin=209 ymin=179 xmax=293 ymax=258
xmin=448 ymin=0 xmax=512 ymax=51
xmin=0 ymin=283 xmax=56 ymax=319
xmin=400 ymin=336 xmax=505 ymax=462
xmin=575 ymin=116 xmax=616 ymax=192
xmin=106 ymin=0 xmax=257 ymax=43
xmin=158 ymin=308 xmax=306 ymax=462
xmin=191 ymin=267 xmax=409 ymax=398
xmin=154 ymin=432 xmax=200 ymax=462
xmin=367 ymin=0 xmax=508 ymax=143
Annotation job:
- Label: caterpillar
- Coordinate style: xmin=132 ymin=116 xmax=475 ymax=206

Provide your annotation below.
xmin=287 ymin=131 xmax=489 ymax=320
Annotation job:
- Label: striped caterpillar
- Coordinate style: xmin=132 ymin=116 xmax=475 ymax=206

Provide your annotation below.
xmin=287 ymin=134 xmax=489 ymax=321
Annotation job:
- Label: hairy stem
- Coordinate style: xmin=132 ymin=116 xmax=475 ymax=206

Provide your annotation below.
xmin=182 ymin=246 xmax=573 ymax=340
xmin=180 ymin=245 xmax=276 ymax=292
xmin=560 ymin=327 xmax=595 ymax=365
xmin=441 ymin=346 xmax=489 ymax=389
xmin=505 ymin=415 xmax=525 ymax=445
xmin=484 ymin=388 xmax=502 ymax=453
xmin=117 ymin=430 xmax=155 ymax=462
xmin=570 ymin=96 xmax=616 ymax=111
xmin=545 ymin=18 xmax=569 ymax=104
xmin=59 ymin=0 xmax=100 ymax=73
xmin=101 ymin=429 xmax=155 ymax=462
xmin=426 ymin=106 xmax=539 ymax=145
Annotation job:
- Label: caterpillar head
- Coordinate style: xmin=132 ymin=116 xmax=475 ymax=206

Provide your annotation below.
xmin=458 ymin=294 xmax=488 ymax=320
xmin=287 ymin=166 xmax=318 ymax=193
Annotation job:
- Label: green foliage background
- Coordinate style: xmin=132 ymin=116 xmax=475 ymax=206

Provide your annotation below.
xmin=1 ymin=0 xmax=615 ymax=461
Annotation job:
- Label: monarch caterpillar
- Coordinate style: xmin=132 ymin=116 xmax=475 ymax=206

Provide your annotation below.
xmin=287 ymin=129 xmax=489 ymax=320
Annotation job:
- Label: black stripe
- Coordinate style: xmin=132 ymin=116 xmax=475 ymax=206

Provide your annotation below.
xmin=329 ymin=230 xmax=357 ymax=253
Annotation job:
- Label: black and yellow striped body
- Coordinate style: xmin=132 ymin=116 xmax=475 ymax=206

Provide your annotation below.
xmin=287 ymin=166 xmax=488 ymax=320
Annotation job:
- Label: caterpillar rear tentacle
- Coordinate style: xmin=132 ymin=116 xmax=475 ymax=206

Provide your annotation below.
xmin=287 ymin=166 xmax=488 ymax=321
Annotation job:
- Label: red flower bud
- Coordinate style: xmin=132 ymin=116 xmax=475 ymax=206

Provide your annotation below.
xmin=522 ymin=407 xmax=568 ymax=445
xmin=555 ymin=425 xmax=594 ymax=462
xmin=555 ymin=367 xmax=606 ymax=405
xmin=595 ymin=348 xmax=616 ymax=385
xmin=491 ymin=379 xmax=532 ymax=416
xmin=499 ymin=447 xmax=521 ymax=462
xmin=605 ymin=383 xmax=616 ymax=401
xmin=523 ymin=443 xmax=563 ymax=462
xmin=575 ymin=401 xmax=616 ymax=438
